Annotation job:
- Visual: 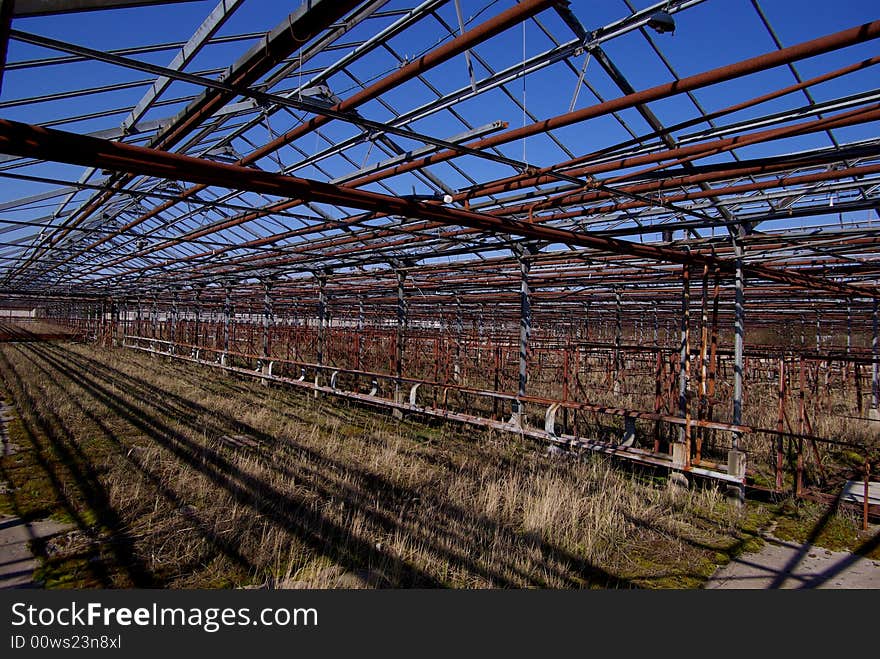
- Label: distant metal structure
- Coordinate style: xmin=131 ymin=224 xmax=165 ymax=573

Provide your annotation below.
xmin=0 ymin=0 xmax=878 ymax=504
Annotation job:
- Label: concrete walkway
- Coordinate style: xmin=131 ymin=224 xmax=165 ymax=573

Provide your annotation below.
xmin=0 ymin=516 xmax=74 ymax=589
xmin=0 ymin=401 xmax=75 ymax=588
xmin=705 ymin=534 xmax=880 ymax=589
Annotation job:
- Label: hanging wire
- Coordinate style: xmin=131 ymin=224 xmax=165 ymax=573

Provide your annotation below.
xmin=568 ymin=50 xmax=592 ymax=113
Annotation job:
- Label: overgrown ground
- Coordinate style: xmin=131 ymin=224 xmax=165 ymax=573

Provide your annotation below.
xmin=0 ymin=339 xmax=872 ymax=588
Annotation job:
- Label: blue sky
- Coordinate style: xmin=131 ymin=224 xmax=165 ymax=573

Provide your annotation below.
xmin=0 ymin=0 xmax=878 ymax=253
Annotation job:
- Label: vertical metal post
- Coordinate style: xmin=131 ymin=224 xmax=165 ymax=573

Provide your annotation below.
xmin=222 ymin=284 xmax=231 ymax=365
xmin=110 ymin=298 xmax=118 ymax=346
xmin=170 ymin=290 xmax=178 ymax=351
xmin=453 ymin=294 xmax=462 ymax=384
xmin=193 ymin=287 xmax=201 ymax=351
xmin=151 ymin=295 xmax=158 ymax=340
xmin=677 ymin=265 xmax=690 ymax=450
xmin=872 ymin=298 xmax=879 ymax=419
xmin=394 ymin=270 xmax=407 ymax=412
xmin=100 ymin=298 xmax=107 ymax=345
xmin=357 ymin=295 xmax=365 ymax=371
xmin=846 ymin=299 xmax=852 ymax=354
xmin=514 ymin=245 xmax=533 ymax=426
xmin=733 ymin=247 xmax=745 ymax=430
xmin=614 ymin=287 xmax=622 ymax=376
xmin=261 ymin=279 xmax=273 ymax=381
xmin=729 ymin=239 xmax=747 ymax=502
xmin=316 ymin=273 xmax=327 ymax=395
xmin=582 ymin=300 xmax=591 ymax=341
xmin=815 ymin=307 xmax=821 ymax=352
xmin=652 ymin=300 xmax=659 ymax=348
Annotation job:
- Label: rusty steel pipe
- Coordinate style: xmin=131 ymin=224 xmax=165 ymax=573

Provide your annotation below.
xmin=0 ymin=118 xmax=875 ymax=299
xmin=349 ymin=19 xmax=880 ymax=188
xmin=461 ymin=54 xmax=880 ymax=200
xmin=48 ymin=16 xmax=880 ymax=283
xmin=14 ymin=0 xmax=365 ymax=278
xmin=91 ymin=97 xmax=880 ymax=282
xmin=46 ymin=0 xmax=555 ymax=273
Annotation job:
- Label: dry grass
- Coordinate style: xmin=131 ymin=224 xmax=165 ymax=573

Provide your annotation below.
xmin=0 ymin=341 xmax=776 ymax=588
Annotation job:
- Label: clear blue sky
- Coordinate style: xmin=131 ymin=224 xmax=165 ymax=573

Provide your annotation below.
xmin=0 ymin=0 xmax=878 ymax=246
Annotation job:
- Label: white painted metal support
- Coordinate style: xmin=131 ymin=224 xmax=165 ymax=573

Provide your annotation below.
xmin=544 ymin=403 xmax=560 ymax=437
xmin=123 ymin=0 xmax=246 ymax=134
xmin=511 ymin=244 xmax=535 ymax=427
xmin=622 ymin=416 xmax=636 ymax=447
xmin=730 ymin=238 xmax=747 ymax=503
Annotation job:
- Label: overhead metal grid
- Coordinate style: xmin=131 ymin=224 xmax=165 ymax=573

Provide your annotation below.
xmin=0 ymin=0 xmax=878 ymax=499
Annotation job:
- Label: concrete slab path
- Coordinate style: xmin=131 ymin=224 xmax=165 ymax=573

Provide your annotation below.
xmin=705 ymin=533 xmax=880 ymax=589
xmin=0 ymin=515 xmax=74 ymax=589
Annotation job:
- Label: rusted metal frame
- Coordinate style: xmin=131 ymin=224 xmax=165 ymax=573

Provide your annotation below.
xmin=63 ymin=126 xmax=880 ymax=288
xmin=675 ymin=263 xmax=691 ymax=469
xmin=588 ymin=42 xmax=740 ymax=231
xmin=122 ymin=333 xmax=755 ymax=434
xmin=513 ymin=244 xmax=535 ymax=426
xmin=572 ymin=165 xmax=878 ymax=237
xmin=8 ymin=0 xmax=364 ymax=281
xmin=652 ymin=346 xmax=664 ymax=452
xmin=135 ymin=296 xmax=142 ymax=337
xmin=195 ymin=0 xmax=395 ymax=156
xmin=517 ymin=135 xmax=880 ymax=226
xmin=261 ymin=278 xmax=272 ymax=366
xmin=796 ymin=358 xmax=806 ymax=496
xmin=776 ymin=357 xmax=786 ymax=491
xmin=704 ymin=268 xmax=720 ymax=443
xmin=57 ymin=0 xmax=554 ymax=276
xmin=395 ymin=268 xmax=406 ymax=405
xmin=130 ymin=141 xmax=880 ymax=286
xmin=1 ymin=122 xmax=876 ymax=302
xmin=316 ymin=272 xmax=327 ymax=391
xmin=729 ymin=237 xmax=746 ymax=498
xmin=347 ymin=19 xmax=880 ymax=190
xmin=169 ymin=289 xmax=178 ymax=350
xmin=695 ymin=264 xmax=710 ymax=462
xmin=613 ymin=287 xmax=623 ymax=381
xmin=106 ymin=59 xmax=880 ymax=278
xmin=124 ymin=335 xmax=747 ymax=484
xmin=873 ymin=298 xmax=879 ymax=417
xmin=221 ymin=283 xmax=230 ymax=364
xmin=468 ymin=53 xmax=880 ymax=201
xmin=46 ymin=0 xmax=247 ymax=229
xmin=182 ymin=0 xmax=452 ymax=184
xmin=499 ymin=104 xmax=880 ymax=216
xmin=192 ymin=286 xmax=201 ymax=350
xmin=150 ymin=294 xmax=158 ymax=340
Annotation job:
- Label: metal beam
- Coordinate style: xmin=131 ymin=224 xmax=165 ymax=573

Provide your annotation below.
xmin=0 ymin=0 xmax=13 ymax=95
xmin=121 ymin=0 xmax=246 ymax=135
xmin=0 ymin=118 xmax=875 ymax=299
xmin=11 ymin=0 xmax=202 ymax=17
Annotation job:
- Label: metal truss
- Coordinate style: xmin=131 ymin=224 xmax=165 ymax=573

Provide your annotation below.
xmin=0 ymin=0 xmax=879 ymax=494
